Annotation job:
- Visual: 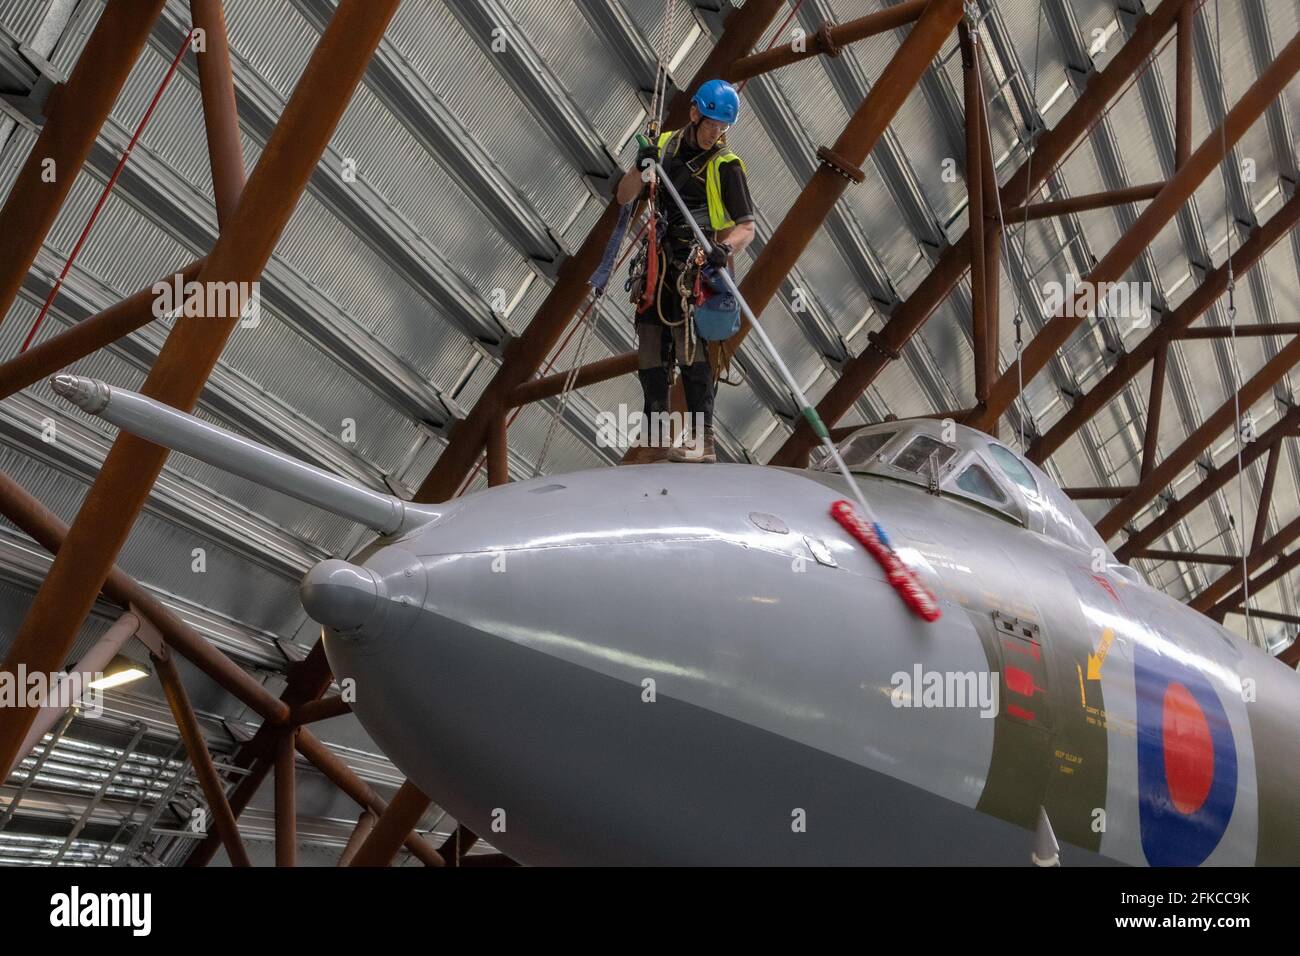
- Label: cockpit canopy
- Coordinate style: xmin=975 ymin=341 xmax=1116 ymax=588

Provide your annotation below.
xmin=815 ymin=419 xmax=1116 ymax=562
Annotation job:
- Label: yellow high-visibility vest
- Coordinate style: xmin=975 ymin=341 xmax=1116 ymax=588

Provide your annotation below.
xmin=657 ymin=129 xmax=746 ymax=232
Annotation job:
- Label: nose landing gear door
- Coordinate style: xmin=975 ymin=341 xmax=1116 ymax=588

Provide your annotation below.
xmin=966 ymin=609 xmax=1055 ymax=830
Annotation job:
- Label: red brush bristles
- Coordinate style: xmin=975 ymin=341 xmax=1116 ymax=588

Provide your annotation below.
xmin=830 ymin=500 xmax=941 ymax=623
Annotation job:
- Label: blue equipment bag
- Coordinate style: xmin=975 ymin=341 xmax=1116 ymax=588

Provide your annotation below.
xmin=694 ymin=265 xmax=740 ymax=341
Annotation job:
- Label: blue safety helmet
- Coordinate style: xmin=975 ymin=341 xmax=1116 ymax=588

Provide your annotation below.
xmin=692 ymin=79 xmax=740 ymax=124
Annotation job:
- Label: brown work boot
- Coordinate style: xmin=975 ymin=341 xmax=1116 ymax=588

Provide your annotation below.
xmin=667 ymin=426 xmax=716 ymax=463
xmin=623 ymin=439 xmax=670 ymax=464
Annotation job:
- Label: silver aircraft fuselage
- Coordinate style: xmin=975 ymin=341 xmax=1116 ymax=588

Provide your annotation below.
xmin=52 ymin=376 xmax=1300 ymax=866
xmin=318 ymin=457 xmax=1300 ymax=867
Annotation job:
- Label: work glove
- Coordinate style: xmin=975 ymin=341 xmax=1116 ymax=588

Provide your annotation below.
xmin=636 ymin=143 xmax=660 ymax=176
xmin=707 ymin=241 xmax=732 ymax=269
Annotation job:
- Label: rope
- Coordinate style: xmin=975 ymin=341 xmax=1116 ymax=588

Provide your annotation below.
xmin=19 ymin=28 xmax=195 ymax=353
xmin=455 ymin=218 xmax=650 ymax=495
xmin=656 ymin=0 xmax=677 ymax=133
xmin=534 ymin=292 xmax=599 ymax=475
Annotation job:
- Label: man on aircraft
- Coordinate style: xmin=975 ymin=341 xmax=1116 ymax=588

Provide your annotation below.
xmin=615 ymin=78 xmax=756 ymax=464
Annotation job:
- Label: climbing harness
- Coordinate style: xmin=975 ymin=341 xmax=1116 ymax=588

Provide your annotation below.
xmin=653 ymin=157 xmax=940 ymax=623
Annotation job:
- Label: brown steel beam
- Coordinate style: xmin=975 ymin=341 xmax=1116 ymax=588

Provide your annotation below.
xmin=12 ymin=611 xmax=139 ymax=771
xmin=190 ymin=0 xmax=243 ymax=226
xmin=275 ymin=728 xmax=297 ymax=867
xmin=430 ymin=0 xmax=962 ymax=479
xmin=487 ymin=407 xmax=509 ymax=486
xmin=153 ymin=647 xmax=251 ymax=866
xmin=185 ymin=644 xmax=334 ymax=866
xmin=726 ymin=1 xmax=928 ymax=82
xmin=1190 ymin=514 xmax=1300 ymax=612
xmin=3 ymin=374 xmax=407 ymax=871
xmin=0 ymin=467 xmax=289 ymax=723
xmin=769 ymin=0 xmax=1198 ymax=466
xmin=970 ymin=30 xmax=1300 ymax=434
xmin=0 ymin=0 xmax=401 ymax=777
xmin=961 ymin=22 xmax=989 ymax=406
xmin=0 ymin=2 xmax=239 ymax=395
xmin=0 ymin=259 xmax=205 ymax=401
xmin=347 ymin=779 xmax=433 ymax=867
xmin=1229 ymin=608 xmax=1300 ymax=627
xmin=290 ymin=695 xmax=352 ymax=725
xmin=0 ymin=0 xmax=168 ymax=326
xmin=1133 ymin=549 xmax=1243 ymax=567
xmin=338 ymin=810 xmax=377 ymax=866
xmin=459 ymin=852 xmax=518 ymax=867
xmin=1115 ymin=417 xmax=1298 ymax=561
xmin=1175 ymin=1 xmax=1194 ymax=168
xmin=0 ymin=2 xmax=236 ymax=398
xmin=721 ymin=0 xmax=965 ymax=370
xmin=1175 ymin=323 xmax=1300 ymax=340
xmin=1029 ymin=189 xmax=1300 ymax=464
xmin=439 ymin=824 xmax=479 ymax=867
xmin=1212 ymin=549 xmax=1300 ymax=620
xmin=979 ymin=40 xmax=1001 ymax=421
xmin=509 ymin=353 xmax=636 ymax=406
xmin=1280 ymin=635 xmax=1300 ymax=668
xmin=294 ymin=730 xmax=443 ymax=867
xmin=1097 ymin=336 xmax=1300 ymax=541
xmin=1251 ymin=442 xmax=1282 ymax=554
xmin=1003 ymin=183 xmax=1164 ymax=222
xmin=1064 ymin=485 xmax=1138 ymax=499
xmin=413 ymin=0 xmax=786 ymax=504
xmin=1141 ymin=344 xmax=1168 ymax=478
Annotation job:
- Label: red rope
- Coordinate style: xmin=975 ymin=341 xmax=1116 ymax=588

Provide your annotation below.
xmin=19 ymin=28 xmax=194 ymax=353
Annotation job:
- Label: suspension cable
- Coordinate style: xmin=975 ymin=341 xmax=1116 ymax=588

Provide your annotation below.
xmin=1213 ymin=0 xmax=1251 ymax=633
xmin=975 ymin=1 xmax=1043 ymax=453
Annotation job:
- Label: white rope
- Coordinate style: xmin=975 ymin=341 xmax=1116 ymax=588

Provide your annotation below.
xmin=657 ymin=0 xmax=677 ymax=134
xmin=534 ymin=301 xmax=599 ymax=477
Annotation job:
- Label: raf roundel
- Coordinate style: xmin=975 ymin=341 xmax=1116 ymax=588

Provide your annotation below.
xmin=1133 ymin=644 xmax=1237 ymax=866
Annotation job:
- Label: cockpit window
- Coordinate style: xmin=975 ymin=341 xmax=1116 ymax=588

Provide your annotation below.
xmin=987 ymin=444 xmax=1038 ymax=496
xmin=839 ymin=430 xmax=895 ymax=470
xmin=891 ymin=435 xmax=957 ymax=476
xmin=954 ymin=464 xmax=1006 ymax=503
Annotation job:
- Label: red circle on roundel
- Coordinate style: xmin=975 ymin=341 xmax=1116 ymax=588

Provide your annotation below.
xmin=1162 ymin=683 xmax=1214 ymax=814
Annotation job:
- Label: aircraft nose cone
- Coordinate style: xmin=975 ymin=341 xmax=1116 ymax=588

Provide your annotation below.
xmin=300 ymin=559 xmax=380 ymax=633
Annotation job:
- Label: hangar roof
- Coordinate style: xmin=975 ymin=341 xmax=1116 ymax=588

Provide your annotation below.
xmin=0 ymin=0 xmax=1295 ymax=865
